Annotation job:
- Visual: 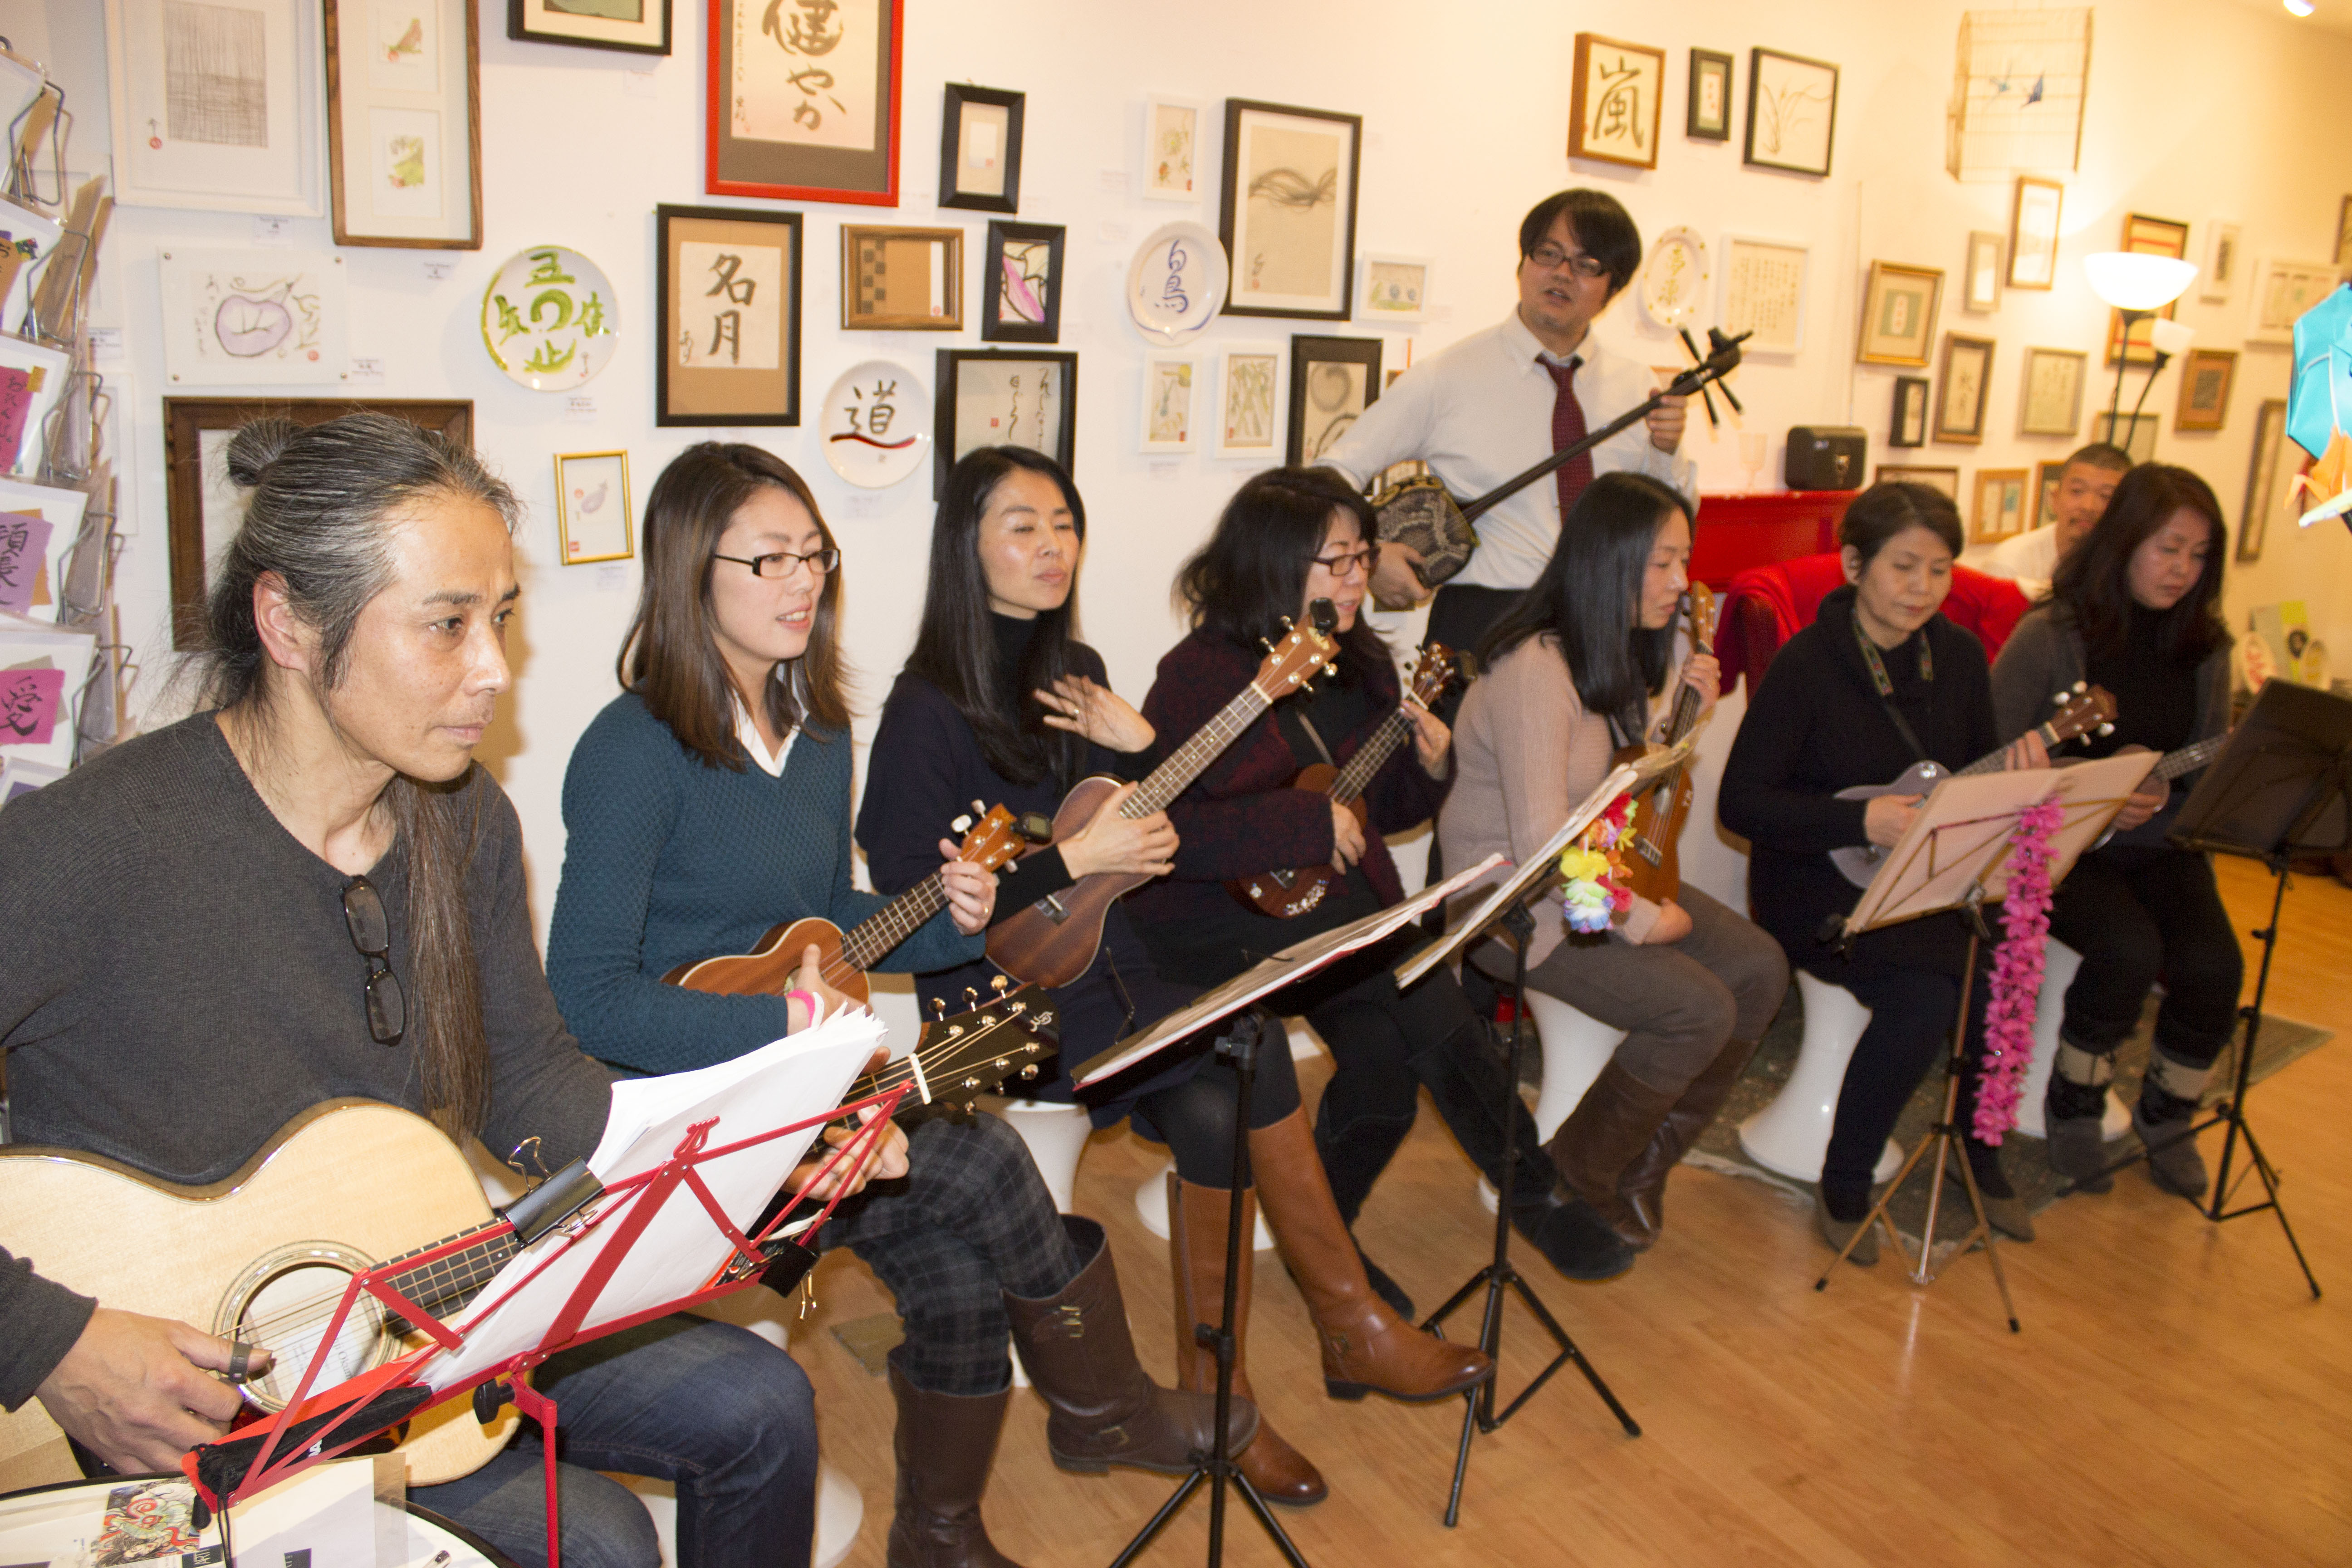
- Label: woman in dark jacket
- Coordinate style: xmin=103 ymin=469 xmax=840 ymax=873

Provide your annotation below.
xmin=858 ymin=447 xmax=1489 ymax=1512
xmin=1720 ymin=482 xmax=2045 ymax=1261
xmin=1990 ymin=464 xmax=2239 ymax=1198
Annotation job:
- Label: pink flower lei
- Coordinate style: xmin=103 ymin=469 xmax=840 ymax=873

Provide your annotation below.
xmin=1973 ymin=794 xmax=2065 ymax=1143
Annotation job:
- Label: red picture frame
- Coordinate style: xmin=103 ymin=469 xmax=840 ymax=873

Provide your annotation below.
xmin=706 ymin=0 xmax=903 ymax=206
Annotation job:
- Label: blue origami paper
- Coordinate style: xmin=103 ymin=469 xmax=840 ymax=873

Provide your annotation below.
xmin=2287 ymin=281 xmax=2352 ymax=462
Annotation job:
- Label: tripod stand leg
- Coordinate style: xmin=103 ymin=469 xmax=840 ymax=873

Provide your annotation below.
xmin=1443 ymin=1385 xmax=1479 ymax=1528
xmin=1815 ymin=1127 xmax=1935 ymax=1288
xmin=1230 ymin=1472 xmax=1314 ymax=1568
xmin=2215 ymin=1113 xmax=2323 ymax=1299
xmin=1107 ymin=1472 xmax=1205 ymax=1568
xmin=1944 ymin=1134 xmax=2021 ymax=1333
xmin=1506 ymin=1273 xmax=1640 ymax=1436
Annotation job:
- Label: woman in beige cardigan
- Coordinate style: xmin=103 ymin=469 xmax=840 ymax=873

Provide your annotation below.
xmin=1439 ymin=472 xmax=1787 ymax=1275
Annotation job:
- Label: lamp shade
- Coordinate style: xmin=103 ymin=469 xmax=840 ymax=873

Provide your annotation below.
xmin=2082 ymin=252 xmax=2200 ymax=310
xmin=2150 ymin=317 xmax=2197 ymax=356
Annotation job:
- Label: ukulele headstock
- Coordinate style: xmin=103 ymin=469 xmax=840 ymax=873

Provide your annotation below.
xmin=2047 ymin=681 xmax=2119 ymax=745
xmin=1406 ymin=643 xmax=1460 ymax=710
xmin=1686 ymin=583 xmax=1719 ymax=655
xmin=1251 ymin=612 xmax=1339 ymax=701
xmin=949 ymin=804 xmax=1029 ymax=873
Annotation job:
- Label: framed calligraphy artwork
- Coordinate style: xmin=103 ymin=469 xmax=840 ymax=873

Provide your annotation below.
xmin=1933 ymin=333 xmax=1995 ymax=445
xmin=1718 ymin=235 xmax=1808 ymax=356
xmin=324 ymin=0 xmax=483 ymax=247
xmin=940 ymin=84 xmax=1024 ymax=213
xmin=554 ymin=451 xmax=633 ymax=564
xmin=2174 ymin=348 xmax=2237 ymax=434
xmin=1686 ymin=49 xmax=1733 ymax=142
xmin=1284 ymin=335 xmax=1381 ymax=466
xmin=1219 ymin=98 xmax=1362 ymax=320
xmin=2007 ymin=176 xmax=2063 ymax=290
xmin=1568 ymin=34 xmax=1664 ymax=171
xmin=1856 ymin=261 xmax=1943 ymax=368
xmin=935 ymin=348 xmax=1077 ymax=497
xmin=1889 ymin=377 xmax=1929 ymax=448
xmin=1743 ymin=47 xmax=1838 ymax=178
xmin=510 ymin=0 xmax=671 ymax=54
xmin=2018 ymin=347 xmax=2085 ymax=438
xmin=707 ymin=0 xmax=902 ymax=206
xmin=656 ymin=204 xmax=802 ymax=426
xmin=1970 ymin=467 xmax=2029 ymax=546
xmin=1963 ymin=231 xmax=2003 ymax=314
xmin=843 ymin=226 xmax=963 ymax=330
xmin=982 ymin=220 xmax=1064 ymax=344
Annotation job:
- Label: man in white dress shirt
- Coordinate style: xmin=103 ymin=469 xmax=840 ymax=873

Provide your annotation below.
xmin=1972 ymin=441 xmax=2132 ymax=599
xmin=1319 ymin=189 xmax=1697 ymax=657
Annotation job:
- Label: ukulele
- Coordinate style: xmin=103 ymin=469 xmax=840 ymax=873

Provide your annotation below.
xmin=1611 ymin=586 xmax=1718 ymax=908
xmin=667 ymin=804 xmax=1035 ymax=1005
xmin=0 ymin=990 xmax=1056 ymax=1494
xmin=987 ymin=605 xmax=1342 ymax=988
xmin=1828 ymin=682 xmax=2118 ymax=888
xmin=1228 ymin=643 xmax=1459 ymax=919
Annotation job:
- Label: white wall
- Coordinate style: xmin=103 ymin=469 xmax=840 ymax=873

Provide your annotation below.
xmin=13 ymin=0 xmax=2352 ymax=941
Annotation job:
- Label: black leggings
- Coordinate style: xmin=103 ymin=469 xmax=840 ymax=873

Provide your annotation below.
xmin=2048 ymin=845 xmax=2241 ymax=1068
xmin=1131 ymin=1016 xmax=1303 ymax=1187
xmin=1813 ymin=949 xmax=1997 ymax=1213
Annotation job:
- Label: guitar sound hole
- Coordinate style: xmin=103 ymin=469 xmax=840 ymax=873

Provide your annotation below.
xmin=216 ymin=1243 xmax=392 ymax=1412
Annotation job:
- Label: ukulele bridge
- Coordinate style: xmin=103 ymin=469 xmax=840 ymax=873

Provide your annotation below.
xmin=1034 ymin=893 xmax=1070 ymax=925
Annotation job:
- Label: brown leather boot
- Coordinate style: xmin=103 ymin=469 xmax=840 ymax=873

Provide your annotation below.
xmin=1005 ymin=1215 xmax=1258 ymax=1475
xmin=1546 ymin=1059 xmax=1679 ymax=1250
xmin=885 ymin=1351 xmax=1021 ymax=1568
xmin=1610 ymin=1037 xmax=1759 ymax=1250
xmin=1168 ymin=1174 xmax=1328 ymax=1507
xmin=1247 ymin=1108 xmax=1494 ymax=1404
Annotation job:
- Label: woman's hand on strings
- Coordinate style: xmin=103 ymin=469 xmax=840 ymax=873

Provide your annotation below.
xmin=1679 ymin=651 xmax=1721 ymax=721
xmin=789 ymin=1057 xmax=910 ymax=1201
xmin=1037 ymin=675 xmax=1155 ymax=755
xmin=1060 ymin=781 xmax=1178 ymax=880
xmin=1329 ymin=801 xmax=1367 ymax=872
xmin=2000 ymin=731 xmax=2051 ymax=772
xmin=935 ymin=840 xmax=998 ymax=934
xmin=1404 ymin=702 xmax=1452 ymax=778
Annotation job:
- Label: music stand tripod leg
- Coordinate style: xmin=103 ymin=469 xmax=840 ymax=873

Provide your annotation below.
xmin=1107 ymin=1011 xmax=1313 ymax=1568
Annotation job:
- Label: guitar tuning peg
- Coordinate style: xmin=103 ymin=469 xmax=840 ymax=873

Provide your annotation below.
xmin=1259 ymin=637 xmax=1275 ymax=653
xmin=950 ymin=814 xmax=973 ymax=834
xmin=963 ymin=987 xmax=980 ymax=1007
xmin=929 ymin=998 xmax=947 ymax=1020
xmin=970 ymin=799 xmax=986 ymax=816
xmin=1279 ymin=615 xmax=1295 ymax=630
xmin=990 ymin=975 xmax=1009 ymax=994
xmin=2098 ymin=722 xmax=2115 ymax=735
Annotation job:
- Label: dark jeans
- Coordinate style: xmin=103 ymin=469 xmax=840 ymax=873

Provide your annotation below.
xmin=417 ymin=1316 xmax=818 ymax=1568
xmin=1811 ymin=948 xmax=1996 ymax=1210
xmin=2048 ymin=845 xmax=2242 ymax=1068
xmin=1128 ymin=1014 xmax=1303 ymax=1183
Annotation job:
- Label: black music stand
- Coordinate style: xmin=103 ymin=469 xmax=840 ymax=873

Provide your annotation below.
xmin=2132 ymin=679 xmax=2352 ymax=1299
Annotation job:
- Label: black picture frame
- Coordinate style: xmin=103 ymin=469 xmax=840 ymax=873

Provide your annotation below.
xmin=508 ymin=0 xmax=671 ymax=54
xmin=980 ymin=220 xmax=1065 ymax=344
xmin=939 ymin=83 xmax=1025 ymax=213
xmin=1743 ymin=46 xmax=1840 ymax=178
xmin=1284 ymin=335 xmax=1382 ymax=466
xmin=935 ymin=348 xmax=1078 ymax=497
xmin=1687 ymin=49 xmax=1733 ymax=140
xmin=1889 ymin=376 xmax=1929 ymax=448
xmin=1219 ymin=97 xmax=1363 ymax=320
xmin=655 ymin=203 xmax=804 ymax=428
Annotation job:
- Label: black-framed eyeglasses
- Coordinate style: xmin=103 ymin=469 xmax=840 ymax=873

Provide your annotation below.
xmin=1303 ymin=544 xmax=1379 ymax=580
xmin=343 ymin=877 xmax=407 ymax=1046
xmin=1524 ymin=244 xmax=1609 ymax=280
xmin=712 ymin=548 xmax=840 ymax=580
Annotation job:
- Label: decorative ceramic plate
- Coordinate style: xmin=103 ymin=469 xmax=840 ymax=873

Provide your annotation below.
xmin=1638 ymin=226 xmax=1709 ymax=332
xmin=480 ymin=245 xmax=619 ymax=390
xmin=1127 ymin=221 xmax=1229 ymax=346
xmin=819 ymin=360 xmax=931 ymax=488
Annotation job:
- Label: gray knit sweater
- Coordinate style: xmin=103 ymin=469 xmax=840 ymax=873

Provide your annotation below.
xmin=0 ymin=714 xmax=611 ymax=1411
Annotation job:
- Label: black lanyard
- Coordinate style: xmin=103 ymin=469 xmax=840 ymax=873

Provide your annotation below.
xmin=1853 ymin=613 xmax=1934 ymax=764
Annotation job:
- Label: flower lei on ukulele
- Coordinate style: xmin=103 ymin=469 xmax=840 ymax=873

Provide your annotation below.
xmin=1555 ymin=794 xmax=1635 ymax=935
xmin=1973 ymin=794 xmax=2065 ymax=1143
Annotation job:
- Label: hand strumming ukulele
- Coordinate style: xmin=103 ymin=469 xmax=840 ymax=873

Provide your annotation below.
xmin=1611 ymin=585 xmax=1717 ymax=909
xmin=987 ymin=604 xmax=1342 ymax=988
xmin=1827 ymin=682 xmax=2118 ymax=888
xmin=666 ymin=804 xmax=1035 ymax=1005
xmin=1228 ymin=643 xmax=1459 ymax=919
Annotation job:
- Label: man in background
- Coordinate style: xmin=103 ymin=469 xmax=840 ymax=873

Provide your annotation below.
xmin=1973 ymin=442 xmax=2132 ymax=599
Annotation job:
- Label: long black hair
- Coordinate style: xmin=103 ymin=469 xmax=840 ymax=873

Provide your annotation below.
xmin=906 ymin=445 xmax=1091 ymax=788
xmin=1174 ymin=466 xmax=1389 ymax=679
xmin=1478 ymin=470 xmax=1687 ymax=727
xmin=2050 ymin=462 xmax=2229 ymax=664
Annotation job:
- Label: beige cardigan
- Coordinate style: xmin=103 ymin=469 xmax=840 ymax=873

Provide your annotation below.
xmin=1437 ymin=635 xmax=1668 ymax=967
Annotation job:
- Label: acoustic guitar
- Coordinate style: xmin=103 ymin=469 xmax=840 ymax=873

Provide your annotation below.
xmin=1827 ymin=682 xmax=2118 ymax=888
xmin=666 ymin=804 xmax=1034 ymax=1005
xmin=1611 ymin=586 xmax=1717 ymax=908
xmin=0 ymin=987 xmax=1056 ymax=1495
xmin=1228 ymin=643 xmax=1458 ymax=919
xmin=987 ymin=607 xmax=1341 ymax=988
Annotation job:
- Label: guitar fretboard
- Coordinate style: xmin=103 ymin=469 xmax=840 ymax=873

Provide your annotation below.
xmin=839 ymin=873 xmax=950 ymax=973
xmin=1127 ymin=684 xmax=1277 ymax=818
xmin=2154 ymin=733 xmax=2229 ymax=781
xmin=1330 ymin=707 xmax=1415 ymax=804
xmin=377 ymin=1230 xmax=519 ymax=1324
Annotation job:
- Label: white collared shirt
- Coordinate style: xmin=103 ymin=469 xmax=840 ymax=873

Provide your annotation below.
xmin=733 ymin=697 xmax=799 ymax=778
xmin=1320 ymin=309 xmax=1698 ymax=592
xmin=1973 ymin=523 xmax=2060 ymax=602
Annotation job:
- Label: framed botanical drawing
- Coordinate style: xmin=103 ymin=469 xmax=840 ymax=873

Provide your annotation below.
xmin=706 ymin=0 xmax=903 ymax=205
xmin=1970 ymin=467 xmax=2029 ymax=546
xmin=1568 ymin=34 xmax=1664 ymax=170
xmin=1963 ymin=232 xmax=2003 ymax=313
xmin=1219 ymin=99 xmax=1362 ymax=320
xmin=1876 ymin=464 xmax=1960 ymax=500
xmin=2018 ymin=347 xmax=2086 ymax=438
xmin=1856 ymin=262 xmax=1943 ymax=368
xmin=157 ymin=249 xmax=350 ymax=386
xmin=324 ymin=0 xmax=483 ymax=249
xmin=939 ymin=84 xmax=1024 ymax=213
xmin=1357 ymin=255 xmax=1430 ymax=324
xmin=2200 ymin=220 xmax=2243 ymax=304
xmin=842 ymin=226 xmax=963 ymax=331
xmin=1285 ymin=336 xmax=1381 ymax=466
xmin=1214 ymin=342 xmax=1285 ymax=460
xmin=656 ymin=204 xmax=802 ymax=427
xmin=2238 ymin=399 xmax=2287 ymax=563
xmin=1142 ymin=94 xmax=1205 ymax=202
xmin=1687 ymin=49 xmax=1734 ymax=141
xmin=1719 ymin=235 xmax=1808 ymax=356
xmin=982 ymin=221 xmax=1064 ymax=344
xmin=1933 ymin=333 xmax=1994 ymax=445
xmin=2007 ymin=176 xmax=2063 ymax=289
xmin=1140 ymin=354 xmax=1197 ymax=454
xmin=509 ymin=0 xmax=671 ymax=54
xmin=554 ymin=450 xmax=633 ymax=564
xmin=2248 ymin=257 xmax=2339 ymax=345
xmin=162 ymin=397 xmax=471 ymax=647
xmin=934 ymin=349 xmax=1076 ymax=496
xmin=105 ymin=0 xmax=321 ymax=215
xmin=2104 ymin=212 xmax=2190 ymax=366
xmin=1743 ymin=48 xmax=1838 ymax=177
xmin=2175 ymin=348 xmax=2238 ymax=433
xmin=1889 ymin=377 xmax=1929 ymax=448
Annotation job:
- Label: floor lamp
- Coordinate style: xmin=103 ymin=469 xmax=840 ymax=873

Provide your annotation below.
xmin=2083 ymin=251 xmax=2199 ymax=453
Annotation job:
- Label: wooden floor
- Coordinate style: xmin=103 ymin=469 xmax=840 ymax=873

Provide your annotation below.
xmin=799 ymin=856 xmax=2352 ymax=1567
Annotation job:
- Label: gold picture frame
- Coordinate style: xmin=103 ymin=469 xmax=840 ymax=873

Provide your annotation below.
xmin=842 ymin=226 xmax=965 ymax=332
xmin=1970 ymin=466 xmax=2029 ymax=546
xmin=1857 ymin=261 xmax=1944 ymax=367
xmin=2175 ymin=348 xmax=2239 ymax=433
xmin=554 ymin=450 xmax=633 ymax=565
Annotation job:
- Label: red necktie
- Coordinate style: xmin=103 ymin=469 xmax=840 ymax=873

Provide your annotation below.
xmin=1545 ymin=357 xmax=1594 ymax=522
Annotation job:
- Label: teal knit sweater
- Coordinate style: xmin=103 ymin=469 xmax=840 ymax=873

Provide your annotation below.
xmin=547 ymin=692 xmax=983 ymax=1074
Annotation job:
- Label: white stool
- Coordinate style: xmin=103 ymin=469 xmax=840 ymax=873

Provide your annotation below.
xmin=1738 ymin=971 xmax=1903 ymax=1184
xmin=2012 ymin=938 xmax=2133 ymax=1141
xmin=1131 ymin=1017 xmax=1318 ymax=1248
xmin=1476 ymin=992 xmax=1627 ymax=1215
xmin=993 ymin=1098 xmax=1094 ymax=1214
